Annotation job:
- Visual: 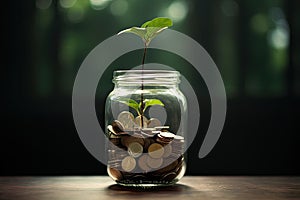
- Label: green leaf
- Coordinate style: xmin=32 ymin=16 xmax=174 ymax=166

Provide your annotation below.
xmin=118 ymin=17 xmax=173 ymax=46
xmin=141 ymin=17 xmax=173 ymax=28
xmin=118 ymin=98 xmax=140 ymax=114
xmin=140 ymin=99 xmax=164 ymax=112
xmin=143 ymin=27 xmax=168 ymax=46
xmin=117 ymin=27 xmax=146 ymax=40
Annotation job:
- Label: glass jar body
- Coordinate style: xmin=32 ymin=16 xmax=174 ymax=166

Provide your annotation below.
xmin=105 ymin=70 xmax=187 ymax=186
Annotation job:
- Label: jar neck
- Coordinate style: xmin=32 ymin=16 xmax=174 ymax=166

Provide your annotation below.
xmin=113 ymin=70 xmax=181 ymax=88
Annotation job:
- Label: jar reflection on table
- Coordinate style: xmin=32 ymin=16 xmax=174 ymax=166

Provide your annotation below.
xmin=105 ymin=70 xmax=187 ymax=186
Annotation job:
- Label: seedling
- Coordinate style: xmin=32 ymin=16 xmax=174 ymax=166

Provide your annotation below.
xmin=118 ymin=98 xmax=164 ymax=116
xmin=118 ymin=17 xmax=173 ymax=127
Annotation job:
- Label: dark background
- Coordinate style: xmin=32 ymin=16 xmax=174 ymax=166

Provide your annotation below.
xmin=1 ymin=0 xmax=300 ymax=175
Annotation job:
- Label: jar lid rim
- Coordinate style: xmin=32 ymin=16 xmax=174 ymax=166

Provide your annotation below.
xmin=113 ymin=70 xmax=181 ymax=84
xmin=114 ymin=69 xmax=179 ymax=73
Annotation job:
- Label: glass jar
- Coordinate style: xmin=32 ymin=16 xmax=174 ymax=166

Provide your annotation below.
xmin=105 ymin=70 xmax=187 ymax=186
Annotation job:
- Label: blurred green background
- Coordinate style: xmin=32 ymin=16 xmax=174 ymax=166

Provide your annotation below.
xmin=2 ymin=0 xmax=299 ymax=175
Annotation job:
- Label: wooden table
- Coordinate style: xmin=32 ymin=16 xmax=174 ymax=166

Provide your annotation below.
xmin=0 ymin=176 xmax=299 ymax=200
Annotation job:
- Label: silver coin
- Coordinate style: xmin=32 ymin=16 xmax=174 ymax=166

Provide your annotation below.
xmin=138 ymin=154 xmax=151 ymax=171
xmin=117 ymin=111 xmax=135 ymax=130
xmin=154 ymin=126 xmax=170 ymax=131
xmin=159 ymin=132 xmax=175 ymax=139
xmin=146 ymin=157 xmax=163 ymax=169
xmin=121 ymin=156 xmax=136 ymax=172
xmin=127 ymin=142 xmax=143 ymax=158
xmin=147 ymin=118 xmax=162 ymax=128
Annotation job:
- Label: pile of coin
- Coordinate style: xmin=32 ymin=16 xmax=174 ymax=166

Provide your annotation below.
xmin=107 ymin=111 xmax=185 ymax=185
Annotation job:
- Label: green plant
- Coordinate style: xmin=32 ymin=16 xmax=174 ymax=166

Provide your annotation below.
xmin=118 ymin=98 xmax=164 ymax=116
xmin=118 ymin=17 xmax=173 ymax=47
xmin=118 ymin=17 xmax=172 ymax=127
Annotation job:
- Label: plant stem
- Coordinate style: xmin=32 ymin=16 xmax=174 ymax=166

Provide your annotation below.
xmin=140 ymin=44 xmax=147 ymax=128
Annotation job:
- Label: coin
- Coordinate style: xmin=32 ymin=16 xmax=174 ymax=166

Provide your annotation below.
xmin=127 ymin=142 xmax=143 ymax=158
xmin=108 ymin=163 xmax=122 ymax=171
xmin=147 ymin=118 xmax=161 ymax=128
xmin=108 ymin=131 xmax=121 ymax=139
xmin=121 ymin=134 xmax=145 ymax=148
xmin=146 ymin=157 xmax=163 ymax=169
xmin=159 ymin=132 xmax=175 ymax=139
xmin=173 ymin=135 xmax=185 ymax=141
xmin=163 ymin=144 xmax=172 ymax=158
xmin=117 ymin=111 xmax=135 ymax=130
xmin=161 ymin=172 xmax=177 ymax=181
xmin=175 ymin=157 xmax=185 ymax=175
xmin=148 ymin=143 xmax=164 ymax=159
xmin=121 ymin=156 xmax=136 ymax=172
xmin=107 ymin=125 xmax=117 ymax=135
xmin=138 ymin=154 xmax=151 ymax=171
xmin=112 ymin=120 xmax=125 ymax=134
xmin=120 ymin=135 xmax=131 ymax=148
xmin=154 ymin=126 xmax=170 ymax=131
xmin=141 ymin=128 xmax=156 ymax=137
xmin=134 ymin=115 xmax=148 ymax=128
xmin=108 ymin=167 xmax=123 ymax=180
xmin=156 ymin=132 xmax=175 ymax=145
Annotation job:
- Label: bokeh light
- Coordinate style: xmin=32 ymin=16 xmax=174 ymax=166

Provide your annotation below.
xmin=89 ymin=0 xmax=110 ymax=10
xmin=59 ymin=0 xmax=77 ymax=8
xmin=268 ymin=27 xmax=289 ymax=49
xmin=166 ymin=1 xmax=188 ymax=22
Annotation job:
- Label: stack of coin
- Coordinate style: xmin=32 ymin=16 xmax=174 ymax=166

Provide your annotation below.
xmin=107 ymin=113 xmax=186 ymax=185
xmin=155 ymin=126 xmax=170 ymax=132
xmin=156 ymin=132 xmax=175 ymax=145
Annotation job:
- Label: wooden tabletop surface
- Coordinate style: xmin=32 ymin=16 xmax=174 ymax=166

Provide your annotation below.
xmin=0 ymin=176 xmax=299 ymax=200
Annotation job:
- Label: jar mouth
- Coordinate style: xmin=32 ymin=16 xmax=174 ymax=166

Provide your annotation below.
xmin=113 ymin=70 xmax=181 ymax=85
